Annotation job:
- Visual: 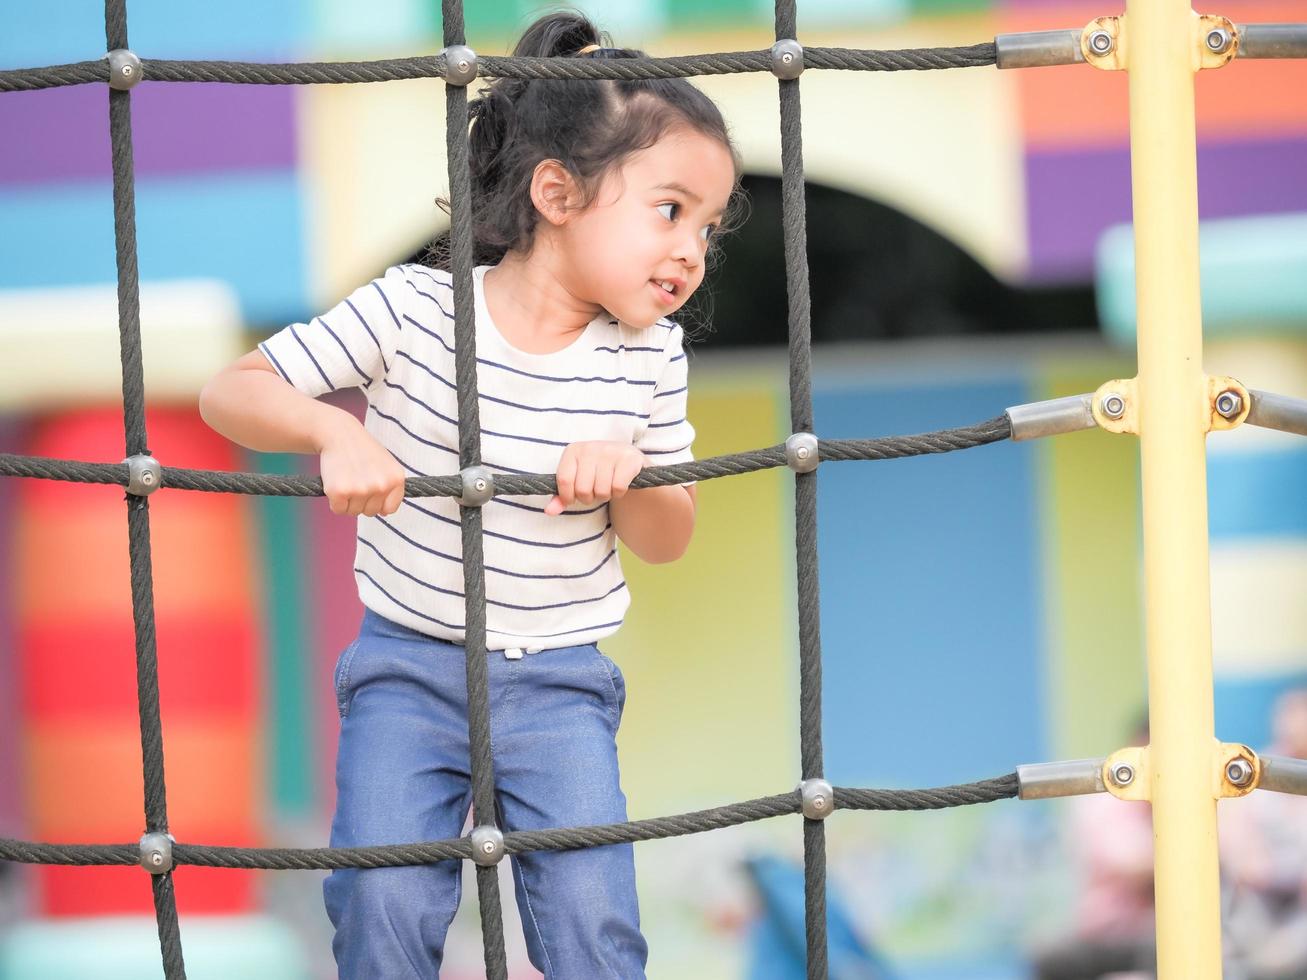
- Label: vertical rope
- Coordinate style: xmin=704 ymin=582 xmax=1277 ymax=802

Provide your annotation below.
xmin=442 ymin=3 xmax=508 ymax=976
xmin=105 ymin=1 xmax=186 ymax=977
xmin=774 ymin=0 xmax=829 ymax=977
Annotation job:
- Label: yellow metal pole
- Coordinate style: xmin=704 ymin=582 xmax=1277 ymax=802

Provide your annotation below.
xmin=1125 ymin=0 xmax=1222 ymax=974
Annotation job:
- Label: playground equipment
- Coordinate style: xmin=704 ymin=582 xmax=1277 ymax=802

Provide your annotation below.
xmin=2 ymin=1 xmax=1307 ymax=977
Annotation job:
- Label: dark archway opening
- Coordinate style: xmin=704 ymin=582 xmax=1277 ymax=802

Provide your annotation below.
xmin=683 ymin=174 xmax=1097 ymax=349
xmin=402 ymin=173 xmax=1098 ymax=347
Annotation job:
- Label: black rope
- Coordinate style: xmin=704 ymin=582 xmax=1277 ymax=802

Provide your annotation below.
xmin=0 ymin=44 xmax=998 ymax=92
xmin=0 ymin=774 xmax=1019 ymax=871
xmin=104 ymin=0 xmax=185 ymax=974
xmin=0 ymin=416 xmax=1013 ymax=496
xmin=442 ymin=1 xmax=508 ymax=975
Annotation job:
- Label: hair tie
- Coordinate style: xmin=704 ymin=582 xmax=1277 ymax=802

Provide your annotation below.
xmin=576 ymin=44 xmax=601 ymax=55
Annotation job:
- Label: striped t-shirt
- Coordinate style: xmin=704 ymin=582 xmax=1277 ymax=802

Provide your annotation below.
xmin=258 ymin=263 xmax=696 ymax=650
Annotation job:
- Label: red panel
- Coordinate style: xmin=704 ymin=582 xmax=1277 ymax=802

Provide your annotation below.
xmin=38 ymin=865 xmax=255 ymax=917
xmin=21 ymin=616 xmax=258 ymax=721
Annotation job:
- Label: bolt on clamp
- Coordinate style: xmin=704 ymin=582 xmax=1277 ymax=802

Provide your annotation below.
xmin=798 ymin=778 xmax=834 ymax=819
xmin=469 ymin=825 xmax=504 ymax=866
xmin=440 ymin=45 xmax=477 ymax=86
xmin=107 ymin=49 xmax=143 ymax=90
xmin=139 ymin=832 xmax=175 ymax=874
xmin=785 ymin=433 xmax=819 ymax=473
xmin=124 ymin=454 xmax=162 ymax=496
xmin=459 ymin=466 xmax=494 ymax=507
xmin=770 ymin=40 xmax=804 ymax=79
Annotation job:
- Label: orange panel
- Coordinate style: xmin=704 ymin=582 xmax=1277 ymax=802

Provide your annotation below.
xmin=25 ymin=722 xmax=260 ymax=841
xmin=16 ymin=505 xmax=259 ymax=620
xmin=1003 ymin=0 xmax=1307 ymax=147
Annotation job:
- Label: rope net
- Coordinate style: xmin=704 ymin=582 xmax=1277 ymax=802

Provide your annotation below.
xmin=0 ymin=3 xmax=1020 ymax=977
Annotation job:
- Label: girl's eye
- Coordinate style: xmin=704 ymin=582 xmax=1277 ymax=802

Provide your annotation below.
xmin=656 ymin=202 xmax=679 ymax=222
xmin=700 ymin=224 xmax=717 ymax=243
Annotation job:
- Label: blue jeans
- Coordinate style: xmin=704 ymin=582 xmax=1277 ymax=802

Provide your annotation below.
xmin=323 ymin=610 xmax=648 ymax=979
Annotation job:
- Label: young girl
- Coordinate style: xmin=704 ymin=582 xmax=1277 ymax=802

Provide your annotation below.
xmin=198 ymin=11 xmax=740 ymax=979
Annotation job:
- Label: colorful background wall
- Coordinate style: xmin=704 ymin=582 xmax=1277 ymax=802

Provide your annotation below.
xmin=2 ymin=0 xmax=1306 ymax=977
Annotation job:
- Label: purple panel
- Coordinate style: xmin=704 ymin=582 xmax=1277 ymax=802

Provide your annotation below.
xmin=0 ymin=418 xmax=24 ymax=835
xmin=0 ymin=82 xmax=297 ymax=186
xmin=1025 ymin=136 xmax=1307 ymax=283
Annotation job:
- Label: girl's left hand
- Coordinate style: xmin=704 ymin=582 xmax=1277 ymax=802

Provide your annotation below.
xmin=546 ymin=441 xmax=646 ymax=516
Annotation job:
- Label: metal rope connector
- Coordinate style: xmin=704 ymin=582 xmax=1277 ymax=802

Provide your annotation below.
xmin=995 ymin=30 xmax=1086 ymax=69
xmin=1236 ymin=23 xmax=1307 ymax=59
xmin=459 ymin=465 xmax=494 ymax=507
xmin=799 ymin=778 xmax=834 ymax=819
xmin=1016 ymin=759 xmax=1106 ymax=799
xmin=1005 ymin=394 xmax=1096 ymax=441
xmin=1246 ymin=389 xmax=1307 ymax=437
xmin=107 ymin=49 xmax=143 ymax=90
xmin=784 ymin=432 xmax=819 ymax=473
xmin=770 ymin=40 xmax=804 ymax=79
xmin=139 ymin=832 xmax=175 ymax=874
xmin=1258 ymin=754 xmax=1307 ymax=795
xmin=440 ymin=45 xmax=477 ymax=86
xmin=123 ymin=454 xmax=162 ymax=496
xmin=469 ymin=825 xmax=504 ymax=866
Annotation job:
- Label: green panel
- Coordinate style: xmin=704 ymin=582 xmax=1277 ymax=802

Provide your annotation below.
xmin=1037 ymin=362 xmax=1146 ymax=758
xmin=0 ymin=915 xmax=308 ymax=980
xmin=253 ymin=451 xmax=316 ymax=819
xmin=1098 ymin=213 xmax=1307 ymax=346
xmin=906 ymin=0 xmax=991 ymax=17
xmin=665 ymin=0 xmax=763 ymax=28
xmin=604 ymin=374 xmax=796 ymax=813
xmin=315 ymin=0 xmax=438 ymax=51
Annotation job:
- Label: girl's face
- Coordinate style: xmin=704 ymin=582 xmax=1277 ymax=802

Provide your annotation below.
xmin=555 ymin=126 xmax=736 ymax=328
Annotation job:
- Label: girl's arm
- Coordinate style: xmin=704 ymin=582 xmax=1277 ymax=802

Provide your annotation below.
xmin=610 ymin=483 xmax=696 ymax=564
xmin=199 ymin=351 xmax=406 ymax=517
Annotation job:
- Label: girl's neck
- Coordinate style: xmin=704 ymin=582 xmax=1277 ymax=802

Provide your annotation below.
xmin=482 ymin=249 xmax=602 ymax=355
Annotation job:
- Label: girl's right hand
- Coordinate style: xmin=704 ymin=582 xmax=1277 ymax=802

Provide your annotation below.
xmin=318 ymin=417 xmax=407 ymax=517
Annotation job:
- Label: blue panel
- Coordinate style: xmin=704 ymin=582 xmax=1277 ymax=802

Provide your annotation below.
xmin=1209 ymin=448 xmax=1307 ymax=539
xmin=1 ymin=0 xmax=308 ymax=68
xmin=1214 ymin=672 xmax=1307 ymax=750
xmin=815 ymin=380 xmax=1044 ymax=788
xmin=0 ymin=171 xmax=307 ymax=326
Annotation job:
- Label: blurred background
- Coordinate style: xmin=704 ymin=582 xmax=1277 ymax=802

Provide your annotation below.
xmin=2 ymin=0 xmax=1307 ymax=977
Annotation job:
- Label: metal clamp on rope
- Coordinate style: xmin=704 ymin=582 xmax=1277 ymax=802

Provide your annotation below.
xmin=785 ymin=433 xmax=819 ymax=473
xmin=1258 ymin=755 xmax=1307 ymax=796
xmin=107 ymin=49 xmax=143 ymax=90
xmin=139 ymin=832 xmax=175 ymax=874
xmin=799 ymin=778 xmax=834 ymax=819
xmin=770 ymin=40 xmax=804 ymax=79
xmin=440 ymin=45 xmax=478 ymax=86
xmin=1016 ymin=758 xmax=1106 ymax=800
xmin=995 ymin=30 xmax=1086 ymax=69
xmin=1236 ymin=23 xmax=1307 ymax=59
xmin=124 ymin=454 xmax=162 ymax=496
xmin=469 ymin=825 xmax=505 ymax=866
xmin=459 ymin=466 xmax=494 ymax=507
xmin=1005 ymin=394 xmax=1096 ymax=441
xmin=1247 ymin=390 xmax=1307 ymax=437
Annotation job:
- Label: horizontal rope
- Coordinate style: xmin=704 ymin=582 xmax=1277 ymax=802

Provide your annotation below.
xmin=0 ymin=43 xmax=997 ymax=93
xmin=0 ymin=773 xmax=1016 ymax=871
xmin=0 ymin=415 xmax=1011 ymax=498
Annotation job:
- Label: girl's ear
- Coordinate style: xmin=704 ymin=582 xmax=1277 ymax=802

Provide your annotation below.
xmin=530 ymin=159 xmax=579 ymax=226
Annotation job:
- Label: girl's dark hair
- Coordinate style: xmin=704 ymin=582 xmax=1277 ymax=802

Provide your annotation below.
xmin=424 ymin=11 xmax=744 ymax=278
